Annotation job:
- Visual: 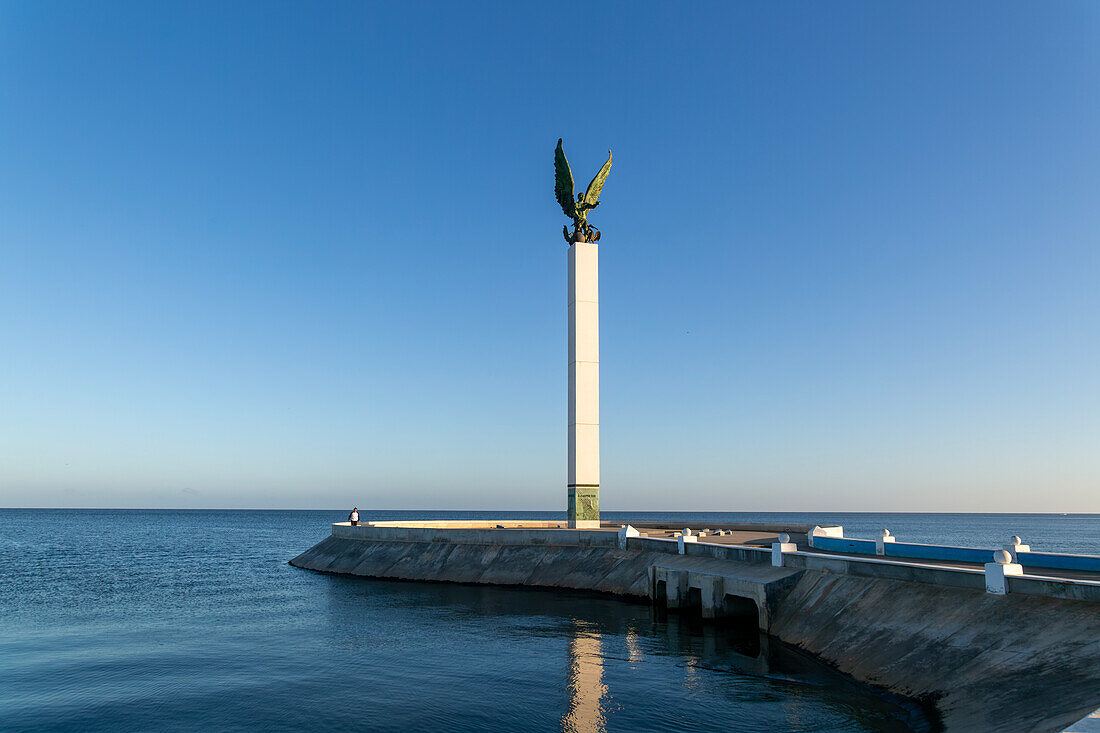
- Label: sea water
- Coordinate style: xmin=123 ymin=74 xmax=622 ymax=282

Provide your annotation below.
xmin=2 ymin=509 xmax=1096 ymax=732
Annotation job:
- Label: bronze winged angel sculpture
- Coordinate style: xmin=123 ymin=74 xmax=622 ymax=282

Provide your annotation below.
xmin=555 ymin=138 xmax=612 ymax=244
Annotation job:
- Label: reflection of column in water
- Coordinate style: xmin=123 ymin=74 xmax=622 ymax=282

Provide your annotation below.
xmin=625 ymin=626 xmax=643 ymax=666
xmin=656 ymin=619 xmax=704 ymax=693
xmin=682 ymin=654 xmax=702 ymax=692
xmin=561 ymin=622 xmax=608 ymax=733
xmin=700 ymin=625 xmax=717 ymax=660
xmin=781 ymin=692 xmax=811 ymax=730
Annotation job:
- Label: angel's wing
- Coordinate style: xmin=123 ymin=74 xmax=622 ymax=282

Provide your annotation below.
xmin=554 ymin=139 xmax=576 ymax=218
xmin=582 ymin=150 xmax=612 ymax=207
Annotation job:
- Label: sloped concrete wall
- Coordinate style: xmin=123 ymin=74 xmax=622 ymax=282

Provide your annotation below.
xmin=291 ymin=535 xmax=660 ymax=597
xmin=770 ymin=571 xmax=1100 ymax=733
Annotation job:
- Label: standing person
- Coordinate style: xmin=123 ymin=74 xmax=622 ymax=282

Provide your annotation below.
xmin=348 ymin=507 xmax=359 ymax=526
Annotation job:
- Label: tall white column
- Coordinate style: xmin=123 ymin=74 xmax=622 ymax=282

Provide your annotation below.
xmin=568 ymin=241 xmax=600 ymax=528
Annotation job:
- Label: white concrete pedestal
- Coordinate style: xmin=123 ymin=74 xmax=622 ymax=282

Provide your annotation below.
xmin=985 ymin=550 xmax=1023 ymax=594
xmin=1004 ymin=536 xmax=1031 ymax=562
xmin=772 ymin=533 xmax=797 ymax=567
xmin=876 ymin=529 xmax=896 ymax=556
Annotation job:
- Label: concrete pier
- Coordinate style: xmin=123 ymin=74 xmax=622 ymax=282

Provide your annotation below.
xmin=291 ymin=520 xmax=1100 ymax=732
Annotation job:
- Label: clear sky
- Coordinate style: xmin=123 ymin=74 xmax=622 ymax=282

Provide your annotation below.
xmin=2 ymin=1 xmax=1098 ymax=512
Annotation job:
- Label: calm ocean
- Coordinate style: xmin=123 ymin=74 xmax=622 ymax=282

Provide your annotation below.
xmin=2 ymin=509 xmax=1097 ymax=732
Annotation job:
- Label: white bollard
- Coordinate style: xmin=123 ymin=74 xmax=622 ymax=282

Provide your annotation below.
xmin=985 ymin=550 xmax=1023 ymax=594
xmin=617 ymin=524 xmax=640 ymax=549
xmin=1002 ymin=535 xmax=1030 ymax=562
xmin=772 ymin=532 xmax=797 ymax=567
xmin=677 ymin=532 xmax=697 ymax=554
xmin=876 ymin=529 xmax=896 ymax=556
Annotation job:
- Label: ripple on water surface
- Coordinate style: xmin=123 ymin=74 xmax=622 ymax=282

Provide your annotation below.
xmin=0 ymin=510 xmax=956 ymax=732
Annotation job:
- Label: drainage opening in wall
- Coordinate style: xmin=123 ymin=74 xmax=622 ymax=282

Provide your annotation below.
xmin=720 ymin=594 xmax=762 ymax=656
xmin=722 ymin=593 xmax=758 ymax=620
xmin=654 ymin=580 xmax=667 ymax=607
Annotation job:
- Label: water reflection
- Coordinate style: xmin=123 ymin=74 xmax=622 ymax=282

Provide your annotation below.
xmin=561 ymin=621 xmax=607 ymax=733
xmin=315 ymin=575 xmax=931 ymax=732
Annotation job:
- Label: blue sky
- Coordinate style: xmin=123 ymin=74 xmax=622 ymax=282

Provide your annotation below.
xmin=1 ymin=1 xmax=1098 ymax=511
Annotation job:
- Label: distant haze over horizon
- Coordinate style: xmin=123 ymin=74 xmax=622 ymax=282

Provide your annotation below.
xmin=2 ymin=2 xmax=1099 ymax=512
xmin=3 ymin=507 xmax=1098 ymax=515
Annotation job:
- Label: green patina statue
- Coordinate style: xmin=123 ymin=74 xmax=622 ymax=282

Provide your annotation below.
xmin=554 ymin=138 xmax=612 ymax=244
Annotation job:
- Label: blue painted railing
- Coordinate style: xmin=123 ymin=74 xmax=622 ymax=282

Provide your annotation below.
xmin=812 ymin=534 xmax=1100 ymax=572
xmin=883 ymin=542 xmax=996 ymax=564
xmin=811 ymin=536 xmax=877 ymax=555
xmin=1017 ymin=551 xmax=1100 ymax=573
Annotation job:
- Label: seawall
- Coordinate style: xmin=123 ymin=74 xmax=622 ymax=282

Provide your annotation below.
xmin=770 ymin=571 xmax=1100 ymax=732
xmin=290 ymin=523 xmax=1100 ymax=732
xmin=290 ymin=532 xmax=665 ymax=596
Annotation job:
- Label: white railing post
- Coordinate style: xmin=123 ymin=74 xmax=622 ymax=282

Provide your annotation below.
xmin=876 ymin=529 xmax=896 ymax=556
xmin=772 ymin=533 xmax=797 ymax=567
xmin=985 ymin=550 xmax=1023 ymax=594
xmin=677 ymin=529 xmax=697 ymax=554
xmin=1002 ymin=535 xmax=1030 ymax=562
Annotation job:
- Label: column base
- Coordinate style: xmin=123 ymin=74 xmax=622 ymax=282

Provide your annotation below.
xmin=567 ymin=485 xmax=599 ymax=527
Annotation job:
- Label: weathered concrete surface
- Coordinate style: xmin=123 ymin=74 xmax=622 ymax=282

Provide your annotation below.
xmin=292 ymin=534 xmax=661 ymax=597
xmin=291 ymin=532 xmax=1100 ymax=732
xmin=650 ymin=556 xmax=803 ymax=628
xmin=770 ymin=571 xmax=1100 ymax=733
